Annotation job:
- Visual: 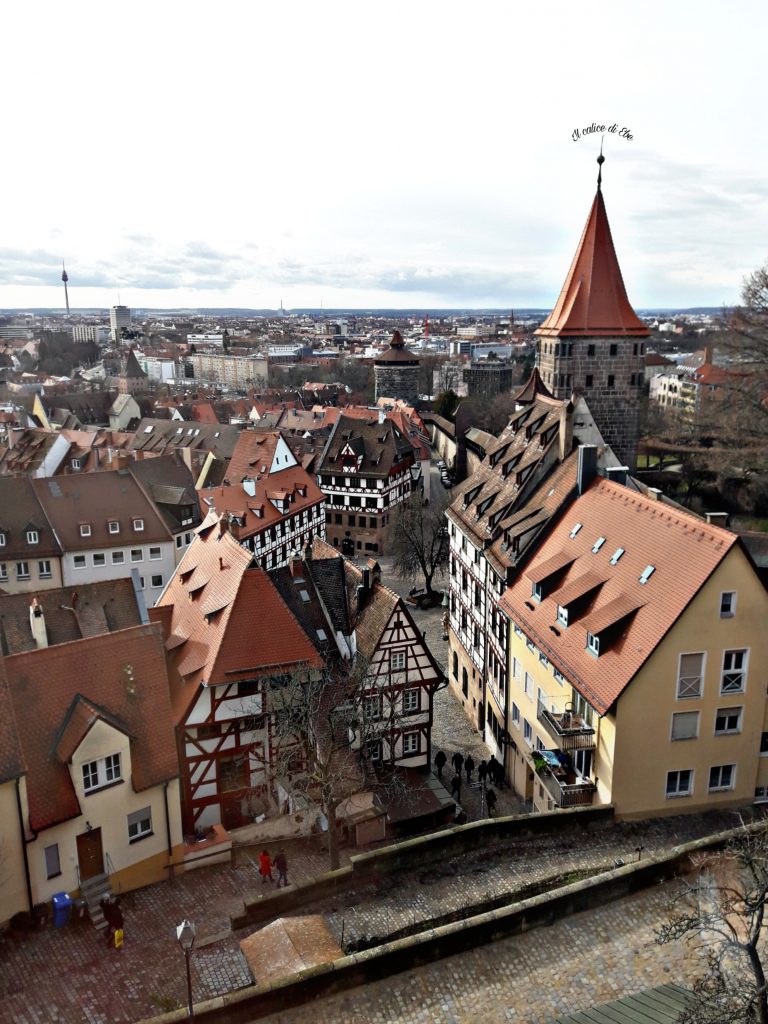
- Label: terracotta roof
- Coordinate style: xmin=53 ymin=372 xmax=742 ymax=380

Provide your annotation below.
xmin=535 ymin=187 xmax=650 ymax=339
xmin=3 ymin=623 xmax=178 ymax=831
xmin=0 ymin=578 xmax=143 ymax=654
xmin=0 ymin=659 xmax=24 ymax=784
xmin=499 ymin=478 xmax=737 ymax=715
xmin=129 ymin=419 xmax=241 ymax=461
xmin=155 ymin=515 xmax=322 ymax=723
xmin=54 ymin=695 xmax=132 ymax=763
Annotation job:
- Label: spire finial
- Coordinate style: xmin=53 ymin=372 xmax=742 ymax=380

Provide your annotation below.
xmin=597 ymin=135 xmax=605 ymax=191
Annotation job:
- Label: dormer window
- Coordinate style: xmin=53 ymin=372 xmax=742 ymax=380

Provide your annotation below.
xmin=133 ymin=518 xmax=145 ymax=532
xmin=586 ymin=632 xmax=600 ymax=656
xmin=80 ymin=523 xmax=92 ymax=538
xmin=26 ymin=530 xmax=39 ymax=544
xmin=532 ymin=582 xmax=542 ymax=602
xmin=71 ymin=458 xmax=82 ymax=470
xmin=0 ymin=532 xmax=5 ymax=547
xmin=557 ymin=605 xmax=568 ymax=627
xmin=108 ymin=521 xmax=120 ymax=535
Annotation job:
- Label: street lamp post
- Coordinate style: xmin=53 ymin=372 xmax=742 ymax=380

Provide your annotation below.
xmin=176 ymin=919 xmax=196 ymax=1021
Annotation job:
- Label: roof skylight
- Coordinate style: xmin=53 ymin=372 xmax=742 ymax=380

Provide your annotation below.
xmin=592 ymin=537 xmax=606 ymax=553
xmin=569 ymin=523 xmax=583 ymax=539
xmin=609 ymin=547 xmax=625 ymax=565
xmin=639 ymin=565 xmax=656 ymax=584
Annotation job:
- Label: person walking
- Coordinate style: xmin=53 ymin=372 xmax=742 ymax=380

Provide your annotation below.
xmin=258 ymin=849 xmax=273 ymax=884
xmin=488 ymin=755 xmax=501 ymax=787
xmin=486 ymin=788 xmax=497 ymax=817
xmin=274 ymin=849 xmax=289 ymax=888
xmin=450 ymin=773 xmax=462 ymax=801
xmin=435 ymin=749 xmax=447 ymax=778
xmin=477 ymin=759 xmax=488 ymax=787
xmin=451 ymin=751 xmax=464 ymax=776
xmin=465 ymin=754 xmax=475 ymax=783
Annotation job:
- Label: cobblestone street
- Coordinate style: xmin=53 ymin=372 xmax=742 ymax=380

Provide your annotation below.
xmin=254 ymin=879 xmax=702 ymax=1024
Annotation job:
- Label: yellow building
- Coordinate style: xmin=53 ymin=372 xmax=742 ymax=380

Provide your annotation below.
xmin=499 ymin=470 xmax=768 ymax=819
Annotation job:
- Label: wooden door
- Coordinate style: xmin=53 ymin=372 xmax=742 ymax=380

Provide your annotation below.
xmin=76 ymin=828 xmax=104 ymax=881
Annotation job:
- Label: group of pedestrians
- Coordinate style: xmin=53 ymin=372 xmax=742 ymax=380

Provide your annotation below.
xmin=434 ymin=749 xmax=504 ymax=817
xmin=258 ymin=848 xmax=290 ymax=887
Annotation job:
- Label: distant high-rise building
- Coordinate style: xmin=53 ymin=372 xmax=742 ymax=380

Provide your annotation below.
xmin=110 ymin=304 xmax=131 ymax=343
xmin=61 ymin=262 xmax=70 ymax=315
xmin=534 ymin=155 xmax=649 ymax=469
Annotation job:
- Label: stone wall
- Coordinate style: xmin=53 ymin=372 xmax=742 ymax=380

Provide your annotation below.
xmin=374 ymin=364 xmax=420 ymax=404
xmin=139 ymin=823 xmax=759 ymax=1024
xmin=536 ymin=336 xmax=645 ymax=468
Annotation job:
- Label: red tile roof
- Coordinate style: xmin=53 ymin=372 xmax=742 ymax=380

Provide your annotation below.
xmin=535 ymin=188 xmax=650 ymax=339
xmin=500 ymin=478 xmax=736 ymax=715
xmin=155 ymin=515 xmax=323 ymax=723
xmin=3 ymin=623 xmax=178 ymax=831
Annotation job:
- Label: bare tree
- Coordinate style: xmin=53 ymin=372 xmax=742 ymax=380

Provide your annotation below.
xmin=657 ymin=824 xmax=768 ymax=1024
xmin=390 ymin=490 xmax=449 ymax=600
xmin=261 ymin=658 xmax=412 ymax=871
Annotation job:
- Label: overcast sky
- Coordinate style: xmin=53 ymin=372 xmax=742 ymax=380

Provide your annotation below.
xmin=2 ymin=0 xmax=766 ymax=311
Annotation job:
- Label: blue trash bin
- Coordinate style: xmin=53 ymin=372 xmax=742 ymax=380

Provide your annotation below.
xmin=52 ymin=892 xmax=73 ymax=928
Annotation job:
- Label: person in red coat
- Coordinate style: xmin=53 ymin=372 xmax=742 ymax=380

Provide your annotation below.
xmin=258 ymin=849 xmax=273 ymax=884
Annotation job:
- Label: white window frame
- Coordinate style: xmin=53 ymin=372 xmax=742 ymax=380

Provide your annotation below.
xmin=719 ymin=591 xmax=736 ymax=618
xmin=82 ymin=753 xmax=122 ymax=793
xmin=402 ymin=732 xmax=419 ymax=756
xmin=108 ymin=521 xmax=120 ymax=535
xmin=666 ymin=768 xmax=693 ymax=798
xmin=523 ymin=719 xmax=533 ymax=745
xmin=112 ymin=551 xmax=125 ymax=564
xmin=80 ymin=524 xmax=92 ymax=538
xmin=38 ymin=560 xmax=52 ymax=579
xmin=721 ymin=649 xmax=748 ymax=695
xmin=402 ymin=688 xmax=419 ymax=714
xmin=0 ymin=564 xmax=6 ymax=582
xmin=0 ymin=534 xmax=5 ymax=547
xmin=26 ymin=529 xmax=39 ymax=544
xmin=714 ymin=706 xmax=742 ymax=736
xmin=524 ymin=672 xmax=533 ymax=699
xmin=671 ymin=710 xmax=699 ymax=741
xmin=16 ymin=561 xmax=30 ymax=580
xmin=676 ymin=652 xmax=705 ymax=700
xmin=364 ymin=695 xmax=382 ymax=721
xmin=131 ymin=549 xmax=144 ymax=562
xmin=390 ymin=650 xmax=406 ymax=672
xmin=586 ymin=632 xmax=600 ymax=655
xmin=92 ymin=553 xmax=106 ymax=567
xmin=74 ymin=554 xmax=86 ymax=570
xmin=512 ymin=702 xmax=520 ymax=725
xmin=149 ymin=547 xmax=162 ymax=560
xmin=127 ymin=806 xmax=152 ymax=842
xmin=132 ymin=518 xmax=145 ymax=532
xmin=708 ymin=764 xmax=736 ymax=793
xmin=151 ymin=574 xmax=163 ymax=588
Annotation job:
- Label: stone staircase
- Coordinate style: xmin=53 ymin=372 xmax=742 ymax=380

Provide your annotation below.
xmin=79 ymin=872 xmax=113 ymax=931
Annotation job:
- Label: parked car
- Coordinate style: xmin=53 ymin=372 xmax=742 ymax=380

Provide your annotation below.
xmin=436 ymin=460 xmax=446 ymax=470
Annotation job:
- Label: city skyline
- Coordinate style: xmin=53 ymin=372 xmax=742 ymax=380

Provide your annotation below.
xmin=1 ymin=0 xmax=766 ymax=312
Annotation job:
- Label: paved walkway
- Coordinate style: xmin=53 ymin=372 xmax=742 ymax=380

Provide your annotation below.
xmin=252 ymin=879 xmax=702 ymax=1024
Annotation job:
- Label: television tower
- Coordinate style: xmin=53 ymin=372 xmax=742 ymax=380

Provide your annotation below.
xmin=61 ymin=262 xmax=70 ymax=315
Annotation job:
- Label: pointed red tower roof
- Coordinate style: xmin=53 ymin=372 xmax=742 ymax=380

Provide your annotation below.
xmin=535 ymin=174 xmax=649 ymax=339
xmin=512 ymin=367 xmax=553 ymax=404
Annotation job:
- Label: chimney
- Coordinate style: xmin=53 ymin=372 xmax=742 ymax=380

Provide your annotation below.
xmin=703 ymin=345 xmax=713 ymax=365
xmin=289 ymin=552 xmax=304 ymax=579
xmin=605 ymin=465 xmax=629 ymax=487
xmin=29 ymin=598 xmax=48 ymax=649
xmin=243 ymin=478 xmax=256 ymax=498
xmin=558 ymin=403 xmax=573 ymax=462
xmin=647 ymin=487 xmax=663 ymax=501
xmin=576 ymin=445 xmax=598 ymax=495
xmin=705 ymin=511 xmax=730 ymax=528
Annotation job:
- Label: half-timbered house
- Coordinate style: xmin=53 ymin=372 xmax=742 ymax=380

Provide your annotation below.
xmin=154 ymin=515 xmax=444 ymax=833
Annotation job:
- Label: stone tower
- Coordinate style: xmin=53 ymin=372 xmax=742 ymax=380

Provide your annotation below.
xmin=535 ymin=157 xmax=649 ymax=468
xmin=374 ymin=330 xmax=421 ymax=404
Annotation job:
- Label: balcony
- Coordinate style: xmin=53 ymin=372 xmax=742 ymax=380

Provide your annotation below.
xmin=531 ymin=749 xmax=596 ymax=809
xmin=537 ymin=699 xmax=595 ymax=751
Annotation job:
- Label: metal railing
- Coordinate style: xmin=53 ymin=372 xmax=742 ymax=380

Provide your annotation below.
xmin=537 ymin=700 xmax=596 ymax=751
xmin=537 ymin=766 xmax=596 ymax=808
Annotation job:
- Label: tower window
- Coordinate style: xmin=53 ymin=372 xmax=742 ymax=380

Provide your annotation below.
xmin=587 ymin=344 xmax=595 ymax=357
xmin=607 ymin=375 xmax=615 ymax=388
xmin=585 ymin=374 xmax=593 ymax=387
xmin=609 ymin=344 xmax=618 ymax=356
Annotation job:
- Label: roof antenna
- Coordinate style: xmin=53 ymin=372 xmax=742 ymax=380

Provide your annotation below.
xmin=597 ymin=135 xmax=605 ymax=191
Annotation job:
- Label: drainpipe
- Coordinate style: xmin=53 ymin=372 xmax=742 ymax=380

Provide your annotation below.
xmin=15 ymin=778 xmax=33 ymax=913
xmin=163 ymin=781 xmax=173 ymax=878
